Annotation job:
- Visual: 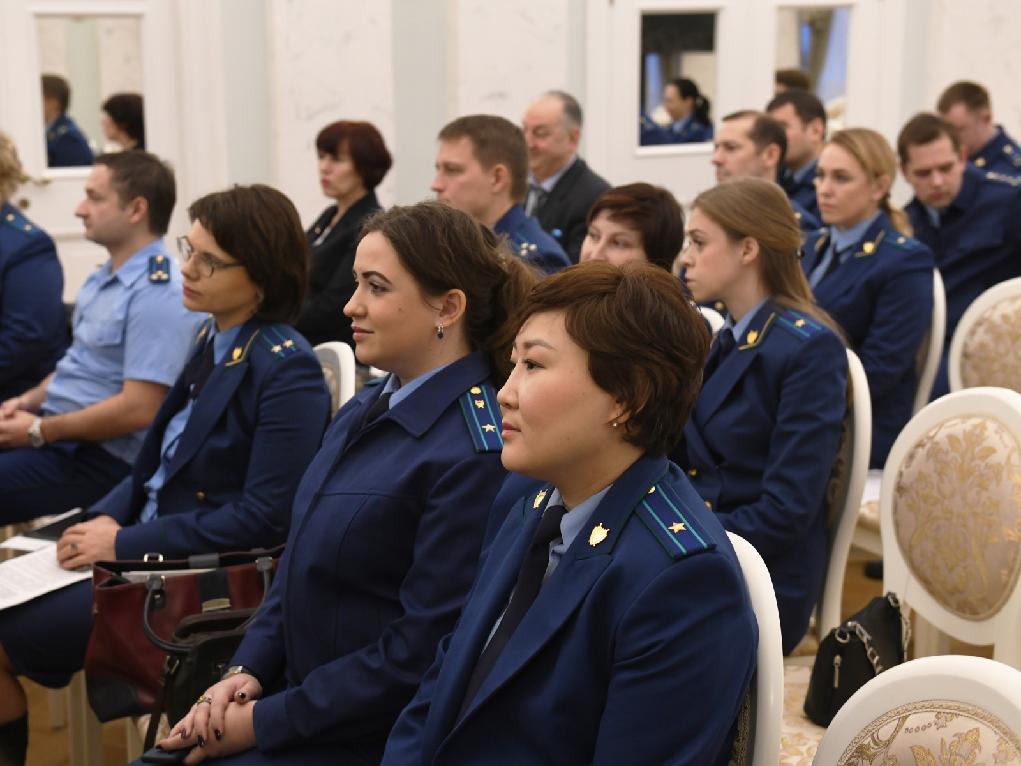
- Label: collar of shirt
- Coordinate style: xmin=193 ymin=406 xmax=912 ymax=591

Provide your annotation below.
xmin=98 ymin=239 xmax=170 ymax=287
xmin=830 ymin=211 xmax=881 ymax=256
xmin=922 ymin=204 xmax=941 ymax=228
xmin=671 ymin=116 xmax=692 ymax=134
xmin=546 ymin=484 xmax=613 ymax=563
xmin=211 ymin=323 xmax=244 ymax=364
xmin=380 ymin=360 xmax=453 ymax=409
xmin=792 ymin=158 xmax=818 ymax=186
xmin=530 ymin=155 xmax=578 ymax=193
xmin=724 ymin=298 xmax=769 ymax=344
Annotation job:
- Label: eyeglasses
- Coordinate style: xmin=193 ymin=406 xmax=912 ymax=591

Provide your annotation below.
xmin=176 ymin=236 xmax=246 ymax=278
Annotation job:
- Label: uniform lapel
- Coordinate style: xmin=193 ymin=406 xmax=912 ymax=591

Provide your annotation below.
xmin=813 ymin=220 xmax=887 ymax=305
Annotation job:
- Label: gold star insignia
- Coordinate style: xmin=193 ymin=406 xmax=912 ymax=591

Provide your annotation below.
xmin=975 ymin=157 xmax=987 ymax=167
xmin=862 ymin=241 xmax=876 ymax=255
xmin=669 ymin=522 xmax=686 ymax=533
xmin=794 ymin=318 xmax=806 ymax=328
xmin=746 ymin=330 xmax=758 ymax=345
xmin=282 ymin=339 xmax=294 ymax=348
xmin=475 ymin=399 xmax=485 ymax=409
xmin=271 ymin=345 xmax=282 ymax=353
xmin=232 ymin=347 xmax=242 ymax=361
xmin=897 ymin=236 xmax=906 ymax=244
xmin=482 ymin=424 xmax=497 ymax=432
xmin=533 ymin=489 xmax=547 ymax=509
xmin=647 ymin=486 xmax=656 ymax=494
xmin=470 ymin=386 xmax=482 ymax=394
xmin=589 ymin=524 xmax=609 ymax=547
xmin=156 ymin=255 xmax=165 ymax=263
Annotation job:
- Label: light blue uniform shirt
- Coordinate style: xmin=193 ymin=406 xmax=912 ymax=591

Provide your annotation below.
xmin=379 ymin=362 xmax=451 ymax=409
xmin=723 ymin=298 xmax=769 ymax=346
xmin=138 ymin=324 xmax=242 ymax=523
xmin=41 ymin=240 xmax=203 ymax=464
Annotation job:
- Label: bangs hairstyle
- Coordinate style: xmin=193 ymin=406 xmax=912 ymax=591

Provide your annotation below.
xmin=101 ymin=92 xmax=145 ymax=148
xmin=360 ymin=201 xmax=539 ymax=382
xmin=586 ymin=183 xmax=684 ymax=273
xmin=315 ymin=120 xmax=393 ymax=190
xmin=513 ymin=261 xmax=710 ymax=455
xmin=187 ymin=184 xmax=309 ymax=322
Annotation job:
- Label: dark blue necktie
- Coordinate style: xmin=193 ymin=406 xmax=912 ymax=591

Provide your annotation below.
xmin=703 ymin=329 xmax=735 ymax=381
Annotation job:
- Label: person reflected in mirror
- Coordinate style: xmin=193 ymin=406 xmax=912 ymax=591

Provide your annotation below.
xmin=101 ymin=92 xmax=145 ymax=151
xmin=640 ymin=78 xmax=713 ymax=146
xmin=774 ymin=68 xmax=811 ymax=94
xmin=296 ymin=120 xmax=391 ymax=348
xmin=41 ymin=74 xmax=94 ymax=167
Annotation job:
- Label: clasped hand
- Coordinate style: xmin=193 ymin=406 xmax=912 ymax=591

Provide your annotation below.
xmin=56 ymin=516 xmax=121 ymax=570
xmin=160 ymin=673 xmax=263 ymax=764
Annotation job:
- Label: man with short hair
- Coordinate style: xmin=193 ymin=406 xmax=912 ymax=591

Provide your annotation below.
xmin=713 ymin=110 xmax=820 ymax=232
xmin=937 ymin=81 xmax=1021 ymax=178
xmin=433 ymin=115 xmax=569 ymax=274
xmin=521 ymin=91 xmax=610 ymax=263
xmin=774 ymin=68 xmax=811 ymax=94
xmin=0 ymin=151 xmax=202 ymax=523
xmin=898 ymin=112 xmax=1021 ymax=397
xmin=41 ymin=74 xmax=93 ymax=167
xmin=767 ymin=89 xmax=827 ymax=218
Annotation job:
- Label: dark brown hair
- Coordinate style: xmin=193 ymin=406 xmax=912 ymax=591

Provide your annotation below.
xmin=513 ymin=261 xmax=710 ymax=455
xmin=937 ymin=81 xmax=991 ymax=115
xmin=766 ymin=88 xmax=827 ymax=131
xmin=102 ymin=92 xmax=145 ymax=149
xmin=896 ymin=112 xmax=961 ymax=165
xmin=775 ymin=68 xmax=811 ymax=91
xmin=438 ymin=115 xmax=529 ymax=203
xmin=722 ymin=110 xmax=788 ymax=168
xmin=315 ymin=120 xmax=393 ymax=190
xmin=94 ymin=151 xmax=176 ymax=236
xmin=41 ymin=74 xmax=70 ymax=113
xmin=586 ymin=183 xmax=684 ymax=272
xmin=361 ymin=201 xmax=539 ymax=382
xmin=187 ymin=184 xmax=308 ymax=323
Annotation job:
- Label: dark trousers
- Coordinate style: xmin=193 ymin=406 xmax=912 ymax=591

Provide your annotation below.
xmin=0 ymin=441 xmax=130 ymax=525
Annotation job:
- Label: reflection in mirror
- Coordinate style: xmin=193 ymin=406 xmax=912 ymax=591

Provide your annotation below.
xmin=639 ymin=12 xmax=716 ymax=147
xmin=776 ymin=7 xmax=850 ymax=130
xmin=37 ymin=15 xmax=143 ymax=167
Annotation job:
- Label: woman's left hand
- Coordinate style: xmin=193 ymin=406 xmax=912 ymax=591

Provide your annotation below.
xmin=163 ymin=701 xmax=257 ymax=765
xmin=56 ymin=515 xmax=121 ymax=570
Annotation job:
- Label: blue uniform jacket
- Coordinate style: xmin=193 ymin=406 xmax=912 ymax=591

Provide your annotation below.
xmin=782 ymin=160 xmax=819 ymax=219
xmin=89 ymin=318 xmax=330 ymax=558
xmin=45 ymin=114 xmax=94 ymax=167
xmin=494 ymin=205 xmax=570 ymax=274
xmin=672 ymin=302 xmax=847 ymax=653
xmin=639 ymin=114 xmax=714 ymax=145
xmin=906 ymin=165 xmax=1021 ymax=396
xmin=803 ymin=213 xmax=934 ymax=467
xmin=971 ymin=126 xmax=1021 ymax=177
xmin=0 ymin=203 xmax=66 ymax=401
xmin=792 ymin=198 xmax=821 ymax=235
xmin=382 ymin=455 xmax=756 ymax=766
xmin=230 ymin=351 xmax=508 ymax=761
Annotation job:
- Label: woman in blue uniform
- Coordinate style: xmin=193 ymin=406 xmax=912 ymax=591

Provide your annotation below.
xmin=579 ymin=182 xmax=684 ymax=271
xmin=675 ymin=177 xmax=848 ymax=655
xmin=382 ymin=262 xmax=755 ymax=766
xmin=0 ymin=185 xmax=330 ymax=765
xmin=158 ymin=201 xmax=537 ymax=765
xmin=0 ymin=131 xmax=67 ymax=402
xmin=805 ymin=128 xmax=934 ymax=468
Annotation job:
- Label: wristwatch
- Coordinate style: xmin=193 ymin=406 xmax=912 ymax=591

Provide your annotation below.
xmin=221 ymin=665 xmax=253 ymax=680
xmin=27 ymin=417 xmax=46 ymax=448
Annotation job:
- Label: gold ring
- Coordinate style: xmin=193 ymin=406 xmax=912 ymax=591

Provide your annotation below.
xmin=196 ymin=695 xmax=213 ymax=706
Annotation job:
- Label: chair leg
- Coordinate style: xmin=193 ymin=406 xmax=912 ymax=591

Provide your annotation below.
xmin=67 ymin=672 xmax=102 ymax=766
xmin=911 ymin=613 xmax=950 ymax=658
xmin=47 ymin=688 xmax=66 ymax=729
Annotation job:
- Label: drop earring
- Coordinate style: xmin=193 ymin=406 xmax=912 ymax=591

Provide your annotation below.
xmin=436 ymin=325 xmax=445 ymax=340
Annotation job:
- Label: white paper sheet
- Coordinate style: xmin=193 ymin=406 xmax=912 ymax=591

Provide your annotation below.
xmin=0 ymin=545 xmax=90 ymax=611
xmin=0 ymin=535 xmax=53 ymax=552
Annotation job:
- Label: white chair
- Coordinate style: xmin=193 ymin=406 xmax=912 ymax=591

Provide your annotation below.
xmin=314 ymin=341 xmax=356 ymax=415
xmin=948 ymin=276 xmax=1021 ymax=393
xmin=912 ymin=269 xmax=946 ymax=414
xmin=726 ymin=532 xmax=783 ymax=766
xmin=813 ymin=655 xmax=1021 ymax=765
xmin=881 ymin=387 xmax=1021 ymax=667
xmin=698 ymin=306 xmax=725 ymax=337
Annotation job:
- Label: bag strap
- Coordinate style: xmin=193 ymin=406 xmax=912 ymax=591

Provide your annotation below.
xmin=144 ymin=656 xmax=177 ymax=750
xmin=833 ymin=592 xmax=912 ymax=676
xmin=141 ymin=556 xmax=275 ymax=655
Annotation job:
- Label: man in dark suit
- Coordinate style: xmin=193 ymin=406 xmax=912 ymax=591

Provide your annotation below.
xmin=522 ymin=91 xmax=610 ymax=263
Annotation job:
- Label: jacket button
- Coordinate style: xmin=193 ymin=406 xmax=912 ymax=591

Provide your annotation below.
xmin=688 ymin=468 xmax=698 ymax=478
xmin=704 ymin=500 xmax=712 ymax=509
xmin=196 ymin=491 xmax=206 ymax=501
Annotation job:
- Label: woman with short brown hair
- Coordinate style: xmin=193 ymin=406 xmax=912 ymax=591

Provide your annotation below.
xmin=579 ymin=182 xmax=684 ymax=272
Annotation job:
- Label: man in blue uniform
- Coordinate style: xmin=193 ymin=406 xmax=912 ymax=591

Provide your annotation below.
xmin=767 ymin=89 xmax=826 ymax=219
xmin=0 ymin=151 xmax=202 ymax=524
xmin=433 ymin=115 xmax=569 ymax=274
xmin=41 ymin=74 xmax=94 ymax=168
xmin=898 ymin=112 xmax=1021 ymax=398
xmin=938 ymin=81 xmax=1021 ymax=178
xmin=712 ymin=110 xmax=821 ymax=234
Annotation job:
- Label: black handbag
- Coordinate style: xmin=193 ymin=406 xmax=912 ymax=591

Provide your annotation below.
xmin=803 ymin=591 xmax=911 ymax=726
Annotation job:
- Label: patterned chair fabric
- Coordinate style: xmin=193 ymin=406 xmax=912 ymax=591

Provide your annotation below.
xmin=835 ymin=699 xmax=1021 ymax=765
xmin=893 ymin=415 xmax=1021 ymax=620
xmin=960 ymin=295 xmax=1021 ymax=391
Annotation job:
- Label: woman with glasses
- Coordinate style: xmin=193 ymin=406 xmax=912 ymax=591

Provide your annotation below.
xmin=0 ymin=185 xmax=330 ymax=766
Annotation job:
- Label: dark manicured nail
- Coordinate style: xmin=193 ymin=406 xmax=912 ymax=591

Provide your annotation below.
xmin=197 ymin=735 xmax=205 ymax=747
xmin=214 ymin=729 xmax=222 ymax=741
xmin=180 ymin=731 xmax=187 ymax=739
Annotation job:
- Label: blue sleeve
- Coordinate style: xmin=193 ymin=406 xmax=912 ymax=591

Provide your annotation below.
xmin=592 ymin=550 xmax=756 ymax=765
xmin=0 ymin=234 xmax=64 ymax=386
xmin=113 ymin=351 xmax=329 ymax=558
xmin=230 ymin=545 xmax=289 ymax=685
xmin=716 ymin=332 xmax=847 ymax=556
xmin=123 ymin=285 xmax=203 ymax=386
xmin=88 ymin=476 xmax=136 ymax=526
xmin=251 ymin=451 xmax=505 ymax=751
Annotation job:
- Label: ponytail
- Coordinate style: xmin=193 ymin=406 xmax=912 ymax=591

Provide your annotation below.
xmin=694 ymin=94 xmax=712 ymax=126
xmin=881 ymin=195 xmax=913 ymax=237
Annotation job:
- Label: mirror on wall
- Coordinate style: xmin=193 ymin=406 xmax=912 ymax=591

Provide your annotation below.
xmin=638 ymin=12 xmax=717 ymax=147
xmin=775 ymin=6 xmax=850 ymax=129
xmin=37 ymin=14 xmax=144 ymax=168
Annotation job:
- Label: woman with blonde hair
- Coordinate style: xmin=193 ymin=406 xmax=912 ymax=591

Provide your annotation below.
xmin=675 ymin=176 xmax=847 ymax=655
xmin=0 ymin=132 xmax=66 ymax=401
xmin=806 ymin=127 xmax=934 ymax=467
